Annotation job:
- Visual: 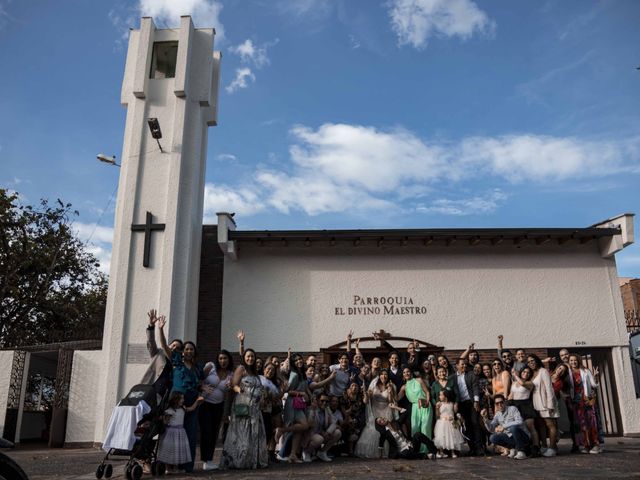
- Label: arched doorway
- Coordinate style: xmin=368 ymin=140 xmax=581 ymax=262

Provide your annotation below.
xmin=319 ymin=329 xmax=445 ymax=366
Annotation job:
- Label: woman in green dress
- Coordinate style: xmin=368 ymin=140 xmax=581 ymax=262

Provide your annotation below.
xmin=398 ymin=367 xmax=433 ymax=454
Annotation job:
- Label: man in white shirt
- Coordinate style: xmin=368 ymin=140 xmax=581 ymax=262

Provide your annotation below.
xmin=481 ymin=394 xmax=530 ymax=459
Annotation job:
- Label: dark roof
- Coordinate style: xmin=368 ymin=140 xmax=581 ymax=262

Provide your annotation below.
xmin=229 ymin=227 xmax=620 ymax=243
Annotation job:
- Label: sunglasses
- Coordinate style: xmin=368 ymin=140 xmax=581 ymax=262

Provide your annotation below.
xmin=493 ymin=362 xmax=502 ymax=366
xmin=494 ymin=401 xmax=504 ymax=405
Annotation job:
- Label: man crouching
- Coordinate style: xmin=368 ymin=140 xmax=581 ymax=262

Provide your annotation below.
xmin=481 ymin=394 xmax=530 ymax=460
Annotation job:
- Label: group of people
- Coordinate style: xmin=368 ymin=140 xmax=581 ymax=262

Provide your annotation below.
xmin=140 ymin=311 xmax=604 ymax=473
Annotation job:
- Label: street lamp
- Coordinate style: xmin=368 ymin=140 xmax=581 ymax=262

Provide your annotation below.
xmin=97 ymin=154 xmax=120 ymax=167
xmin=147 ymin=118 xmax=164 ymax=152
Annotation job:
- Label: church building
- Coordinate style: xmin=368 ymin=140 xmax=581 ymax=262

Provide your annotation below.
xmin=1 ymin=17 xmax=638 ymax=448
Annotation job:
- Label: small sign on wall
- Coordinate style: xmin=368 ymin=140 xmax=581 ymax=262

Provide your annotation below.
xmin=126 ymin=344 xmax=149 ymax=364
xmin=334 ymin=295 xmax=428 ymax=316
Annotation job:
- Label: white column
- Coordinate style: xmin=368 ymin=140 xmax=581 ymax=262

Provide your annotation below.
xmin=96 ymin=16 xmax=220 ymax=442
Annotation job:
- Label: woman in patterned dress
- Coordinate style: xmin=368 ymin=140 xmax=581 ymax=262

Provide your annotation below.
xmin=220 ymin=348 xmax=268 ymax=469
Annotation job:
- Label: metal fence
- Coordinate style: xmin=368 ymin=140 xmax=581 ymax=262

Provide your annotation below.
xmin=626 ymin=310 xmax=640 ymax=334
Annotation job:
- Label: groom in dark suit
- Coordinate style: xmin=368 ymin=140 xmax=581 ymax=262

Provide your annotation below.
xmin=453 ymin=357 xmax=484 ymax=455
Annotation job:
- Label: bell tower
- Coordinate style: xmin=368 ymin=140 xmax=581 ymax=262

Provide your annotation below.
xmin=96 ymin=16 xmax=221 ymax=438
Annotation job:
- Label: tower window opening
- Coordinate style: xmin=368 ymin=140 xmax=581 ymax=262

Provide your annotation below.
xmin=150 ymin=41 xmax=178 ymax=79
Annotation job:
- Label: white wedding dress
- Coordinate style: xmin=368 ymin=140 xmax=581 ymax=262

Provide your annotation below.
xmin=355 ymin=379 xmax=396 ymax=459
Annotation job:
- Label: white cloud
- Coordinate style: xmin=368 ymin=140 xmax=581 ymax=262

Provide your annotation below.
xmin=276 ymin=0 xmax=333 ymax=21
xmin=416 ymin=189 xmax=508 ymax=215
xmin=200 ymin=123 xmax=640 ymax=220
xmin=289 ymin=124 xmax=452 ymax=192
xmin=73 ymin=223 xmax=114 ymax=274
xmin=388 ymin=0 xmax=495 ymax=49
xmin=229 ymin=38 xmax=278 ymax=69
xmin=348 ymin=34 xmax=361 ymax=50
xmin=86 ymin=244 xmax=113 ymax=275
xmin=459 ymin=134 xmax=639 ymax=182
xmin=225 ymin=67 xmax=255 ymax=93
xmin=0 ymin=0 xmax=14 ymax=31
xmin=138 ymin=0 xmax=224 ymax=37
xmin=255 ymin=170 xmax=395 ymax=216
xmin=216 ymin=153 xmax=237 ymax=162
xmin=74 ymin=223 xmax=114 ymax=245
xmin=203 ymin=183 xmax=265 ymax=221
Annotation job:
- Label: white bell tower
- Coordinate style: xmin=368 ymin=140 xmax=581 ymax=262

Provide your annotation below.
xmin=96 ymin=16 xmax=221 ymax=438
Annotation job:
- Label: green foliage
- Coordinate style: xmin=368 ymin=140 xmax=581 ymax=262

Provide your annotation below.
xmin=0 ymin=189 xmax=107 ymax=348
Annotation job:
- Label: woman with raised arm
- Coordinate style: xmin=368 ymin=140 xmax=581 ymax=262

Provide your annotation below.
xmin=567 ymin=354 xmax=601 ymax=454
xmin=355 ymin=369 xmax=397 ymax=458
xmin=221 ymin=348 xmax=268 ymax=469
xmin=158 ymin=316 xmax=204 ymax=473
xmin=509 ymin=366 xmax=540 ymax=455
xmin=275 ymin=353 xmax=311 ymax=463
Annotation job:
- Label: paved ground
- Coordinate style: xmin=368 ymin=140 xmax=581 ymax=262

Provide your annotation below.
xmin=4 ymin=439 xmax=640 ymax=480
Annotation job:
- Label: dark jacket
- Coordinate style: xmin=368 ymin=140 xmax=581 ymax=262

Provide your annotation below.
xmin=451 ymin=370 xmax=480 ymax=403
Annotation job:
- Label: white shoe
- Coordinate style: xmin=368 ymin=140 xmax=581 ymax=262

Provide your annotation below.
xmin=579 ymin=446 xmax=589 ymax=454
xmin=302 ymin=451 xmax=312 ymax=463
xmin=508 ymin=448 xmax=517 ymax=458
xmin=275 ymin=453 xmax=287 ymax=462
xmin=515 ymin=451 xmax=527 ymax=460
xmin=436 ymin=453 xmax=444 ymax=459
xmin=590 ymin=445 xmax=602 ymax=454
xmin=542 ymin=448 xmax=556 ymax=457
xmin=202 ymin=461 xmax=218 ymax=471
xmin=317 ymin=451 xmax=332 ymax=462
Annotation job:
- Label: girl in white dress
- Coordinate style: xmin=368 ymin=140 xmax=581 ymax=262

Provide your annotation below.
xmin=433 ymin=390 xmax=465 ymax=458
xmin=158 ymin=392 xmax=204 ymax=468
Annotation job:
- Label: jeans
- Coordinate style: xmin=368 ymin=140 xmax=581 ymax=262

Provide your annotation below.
xmin=489 ymin=425 xmax=529 ymax=451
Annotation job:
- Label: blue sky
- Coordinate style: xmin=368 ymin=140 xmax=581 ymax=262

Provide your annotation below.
xmin=1 ymin=0 xmax=639 ymax=278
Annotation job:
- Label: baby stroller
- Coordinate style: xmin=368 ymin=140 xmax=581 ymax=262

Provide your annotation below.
xmin=96 ymin=383 xmax=169 ymax=479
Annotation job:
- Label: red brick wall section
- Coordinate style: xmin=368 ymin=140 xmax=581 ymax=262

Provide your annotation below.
xmin=197 ymin=226 xmax=224 ymax=364
xmin=621 ymin=279 xmax=640 ymax=311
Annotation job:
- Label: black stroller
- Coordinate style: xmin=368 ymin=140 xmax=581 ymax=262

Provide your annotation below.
xmin=96 ymin=383 xmax=169 ymax=479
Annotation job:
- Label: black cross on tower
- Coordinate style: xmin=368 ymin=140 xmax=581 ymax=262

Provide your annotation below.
xmin=131 ymin=211 xmax=165 ymax=268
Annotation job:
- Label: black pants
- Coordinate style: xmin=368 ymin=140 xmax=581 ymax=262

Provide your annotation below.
xmin=374 ymin=424 xmax=436 ymax=459
xmin=198 ymin=401 xmax=225 ymax=462
xmin=458 ymin=400 xmax=482 ymax=453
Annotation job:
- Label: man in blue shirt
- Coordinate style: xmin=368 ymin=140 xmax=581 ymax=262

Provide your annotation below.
xmin=481 ymin=394 xmax=530 ymax=460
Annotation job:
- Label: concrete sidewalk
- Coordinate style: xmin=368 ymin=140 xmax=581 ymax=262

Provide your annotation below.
xmin=4 ymin=438 xmax=640 ymax=480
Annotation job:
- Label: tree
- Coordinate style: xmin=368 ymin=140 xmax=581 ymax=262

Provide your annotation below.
xmin=0 ymin=189 xmax=107 ymax=348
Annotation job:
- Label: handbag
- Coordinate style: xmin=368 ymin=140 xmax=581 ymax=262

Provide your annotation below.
xmin=292 ymin=396 xmax=307 ymax=410
xmin=233 ymin=387 xmax=254 ymax=417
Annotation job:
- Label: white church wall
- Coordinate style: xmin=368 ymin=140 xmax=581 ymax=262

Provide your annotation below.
xmin=66 ymin=350 xmax=103 ymax=444
xmin=611 ymin=346 xmax=640 ymax=435
xmin=220 ymin=242 xmax=629 ymax=352
xmin=0 ymin=351 xmax=14 ymax=438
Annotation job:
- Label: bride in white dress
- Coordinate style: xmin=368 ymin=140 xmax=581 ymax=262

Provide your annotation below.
xmin=355 ymin=369 xmax=398 ymax=459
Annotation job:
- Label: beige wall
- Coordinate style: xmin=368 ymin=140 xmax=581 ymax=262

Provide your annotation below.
xmin=220 ymin=241 xmax=640 ymax=435
xmin=221 ymin=242 xmax=628 ymax=352
xmin=66 ymin=350 xmax=103 ymax=444
xmin=0 ymin=351 xmax=14 ymax=438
